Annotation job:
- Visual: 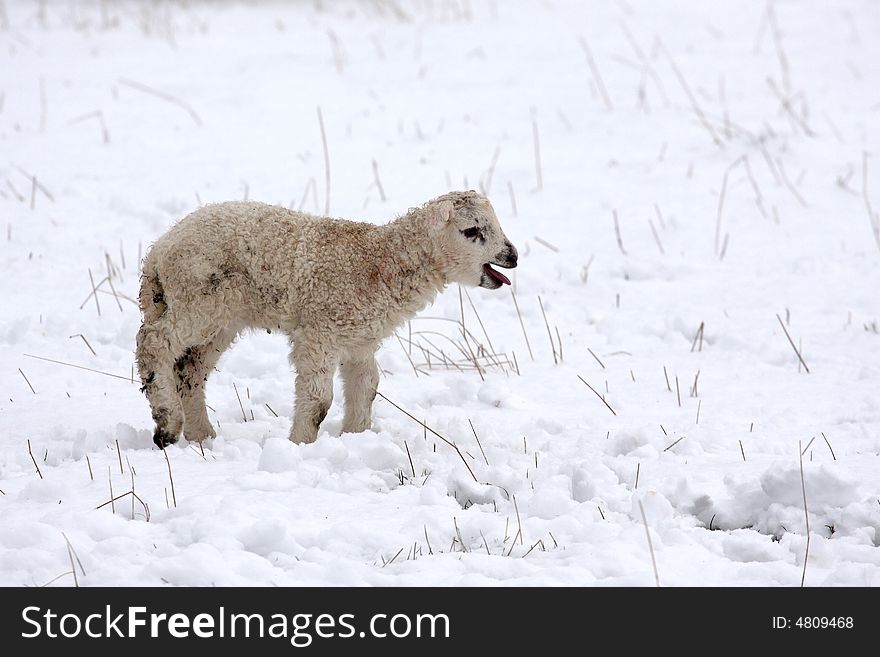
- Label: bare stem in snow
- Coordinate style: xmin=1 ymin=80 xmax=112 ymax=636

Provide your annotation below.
xmin=317 ymin=107 xmax=331 ymax=215
xmin=576 ymin=375 xmax=617 ymax=415
xmin=798 ymin=441 xmax=810 ymax=587
xmin=375 ymin=390 xmax=478 ymax=482
xmin=118 ymin=77 xmax=202 ymax=126
xmin=28 ymin=439 xmax=43 ymax=479
xmin=775 ymin=313 xmax=810 ymax=372
xmin=531 ymin=108 xmax=543 ymax=191
xmin=862 ymin=152 xmax=880 ymax=250
xmin=577 ymin=36 xmax=613 ymax=110
xmin=638 ymin=501 xmax=661 ymax=587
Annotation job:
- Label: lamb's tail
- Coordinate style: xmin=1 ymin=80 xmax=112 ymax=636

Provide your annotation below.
xmin=138 ymin=250 xmax=166 ymax=323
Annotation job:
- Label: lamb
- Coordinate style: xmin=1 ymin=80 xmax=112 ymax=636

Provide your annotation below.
xmin=136 ymin=190 xmax=518 ymax=448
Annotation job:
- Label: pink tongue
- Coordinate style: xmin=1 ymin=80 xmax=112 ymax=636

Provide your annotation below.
xmin=484 ymin=263 xmax=511 ymax=285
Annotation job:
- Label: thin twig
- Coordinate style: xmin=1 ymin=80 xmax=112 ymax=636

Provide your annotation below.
xmin=538 ymin=296 xmax=557 ymax=365
xmin=371 ymin=158 xmax=386 ymax=202
xmin=657 ymin=38 xmax=723 ymax=147
xmin=821 ymin=432 xmax=836 ymax=461
xmin=576 ymin=375 xmax=617 ymax=415
xmin=317 ymin=107 xmax=331 ymax=215
xmin=468 ymin=419 xmax=489 ymax=466
xmin=638 ymin=501 xmax=661 ymax=587
xmin=404 ymin=440 xmax=416 ymax=478
xmin=663 ymin=436 xmax=686 ymax=452
xmin=18 ymin=368 xmax=36 ymax=394
xmin=798 ymin=440 xmax=810 ymax=587
xmin=531 ymin=107 xmax=543 ymax=191
xmin=233 ymin=382 xmax=247 ymax=421
xmin=863 ymin=152 xmax=880 ymax=250
xmin=163 ymin=449 xmax=177 ymax=508
xmin=775 ymin=313 xmax=810 ymax=372
xmin=118 ymin=77 xmax=202 ymax=126
xmin=27 ymin=439 xmax=43 ymax=479
xmin=612 ymin=210 xmax=627 ymax=255
xmin=578 ymin=36 xmax=613 ymax=110
xmin=23 ymin=353 xmax=132 ymax=382
xmin=88 ymin=268 xmax=101 ymax=317
xmin=375 ymin=391 xmax=478 ymax=482
xmin=510 ymin=288 xmax=534 ymax=361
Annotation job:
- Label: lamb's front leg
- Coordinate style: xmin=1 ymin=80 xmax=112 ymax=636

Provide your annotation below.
xmin=289 ymin=336 xmax=338 ymax=444
xmin=340 ymin=349 xmax=379 ymax=434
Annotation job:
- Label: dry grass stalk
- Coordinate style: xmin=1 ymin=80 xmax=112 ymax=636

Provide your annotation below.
xmin=233 ymin=381 xmax=248 ymax=421
xmin=576 ymin=374 xmax=617 ymax=415
xmin=531 ymin=108 xmax=543 ymax=191
xmin=69 ymin=333 xmax=97 ymax=356
xmin=739 ymin=440 xmax=746 ymax=461
xmin=265 ymin=403 xmax=279 ymax=417
xmin=775 ymin=156 xmax=808 ymax=207
xmin=88 ymin=268 xmax=101 ymax=317
xmin=507 ymin=180 xmax=517 ymax=217
xmin=775 ymin=313 xmax=810 ymax=372
xmin=509 ymin=288 xmax=534 ymax=361
xmin=164 ymin=448 xmax=177 ymax=507
xmin=480 ymin=145 xmax=501 ymax=196
xmin=663 ymin=435 xmax=686 ymax=452
xmin=27 ymin=439 xmax=42 ymax=479
xmin=108 ymin=466 xmax=115 ymax=514
xmin=577 ymin=36 xmax=613 ymax=110
xmin=115 ymin=439 xmax=123 ymax=474
xmin=587 ymin=347 xmax=605 ymax=369
xmin=534 ymin=236 xmax=559 ymax=252
xmin=468 ymin=419 xmax=489 ymax=466
xmin=375 ymin=390 xmax=478 ymax=482
xmin=404 ymin=440 xmax=416 ymax=478
xmin=648 ymin=219 xmax=665 ymax=254
xmin=657 ymin=38 xmax=723 ymax=147
xmin=537 ymin=296 xmax=557 ymax=365
xmin=316 ymin=106 xmax=331 ymax=215
xmin=118 ymin=77 xmax=201 ymax=125
xmin=371 ymin=159 xmax=386 ymax=202
xmin=821 ymin=432 xmax=836 ymax=460
xmin=766 ymin=1 xmax=791 ymax=93
xmin=612 ymin=210 xmax=627 ymax=255
xmin=18 ymin=367 xmax=36 ymax=394
xmin=23 ymin=353 xmax=132 ymax=382
xmin=863 ymin=152 xmax=880 ymax=250
xmin=638 ymin=500 xmax=661 ymax=587
xmin=690 ymin=321 xmax=705 ymax=352
xmin=798 ymin=440 xmax=810 ymax=587
xmin=86 ymin=454 xmax=93 ymax=481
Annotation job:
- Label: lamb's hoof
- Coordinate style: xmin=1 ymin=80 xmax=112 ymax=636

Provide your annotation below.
xmin=153 ymin=427 xmax=179 ymax=449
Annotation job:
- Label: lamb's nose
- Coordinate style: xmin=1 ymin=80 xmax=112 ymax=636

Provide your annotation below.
xmin=506 ymin=242 xmax=518 ymax=266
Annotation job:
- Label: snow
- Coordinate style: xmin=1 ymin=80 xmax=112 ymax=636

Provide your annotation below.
xmin=1 ymin=0 xmax=879 ymax=587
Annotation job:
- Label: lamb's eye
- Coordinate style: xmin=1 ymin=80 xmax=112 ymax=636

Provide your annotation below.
xmin=461 ymin=227 xmax=481 ymax=240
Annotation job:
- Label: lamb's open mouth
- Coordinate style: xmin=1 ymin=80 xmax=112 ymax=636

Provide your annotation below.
xmin=482 ymin=263 xmax=511 ymax=286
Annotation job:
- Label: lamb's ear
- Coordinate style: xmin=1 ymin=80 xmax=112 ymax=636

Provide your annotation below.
xmin=427 ymin=200 xmax=455 ymax=232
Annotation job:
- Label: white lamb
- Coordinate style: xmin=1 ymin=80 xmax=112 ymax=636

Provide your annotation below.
xmin=136 ymin=190 xmax=518 ymax=448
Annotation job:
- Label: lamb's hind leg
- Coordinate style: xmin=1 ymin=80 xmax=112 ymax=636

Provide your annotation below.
xmin=176 ymin=329 xmax=237 ymax=443
xmin=340 ymin=348 xmax=379 ymax=434
xmin=289 ymin=333 xmax=338 ymax=444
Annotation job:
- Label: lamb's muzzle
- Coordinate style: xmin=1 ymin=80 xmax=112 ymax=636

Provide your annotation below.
xmin=135 ymin=189 xmax=518 ymax=447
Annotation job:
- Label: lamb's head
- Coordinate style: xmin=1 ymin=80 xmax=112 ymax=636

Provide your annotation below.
xmin=426 ymin=190 xmax=518 ymax=290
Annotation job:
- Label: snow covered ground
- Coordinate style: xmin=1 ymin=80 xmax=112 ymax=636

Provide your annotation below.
xmin=1 ymin=0 xmax=879 ymax=586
